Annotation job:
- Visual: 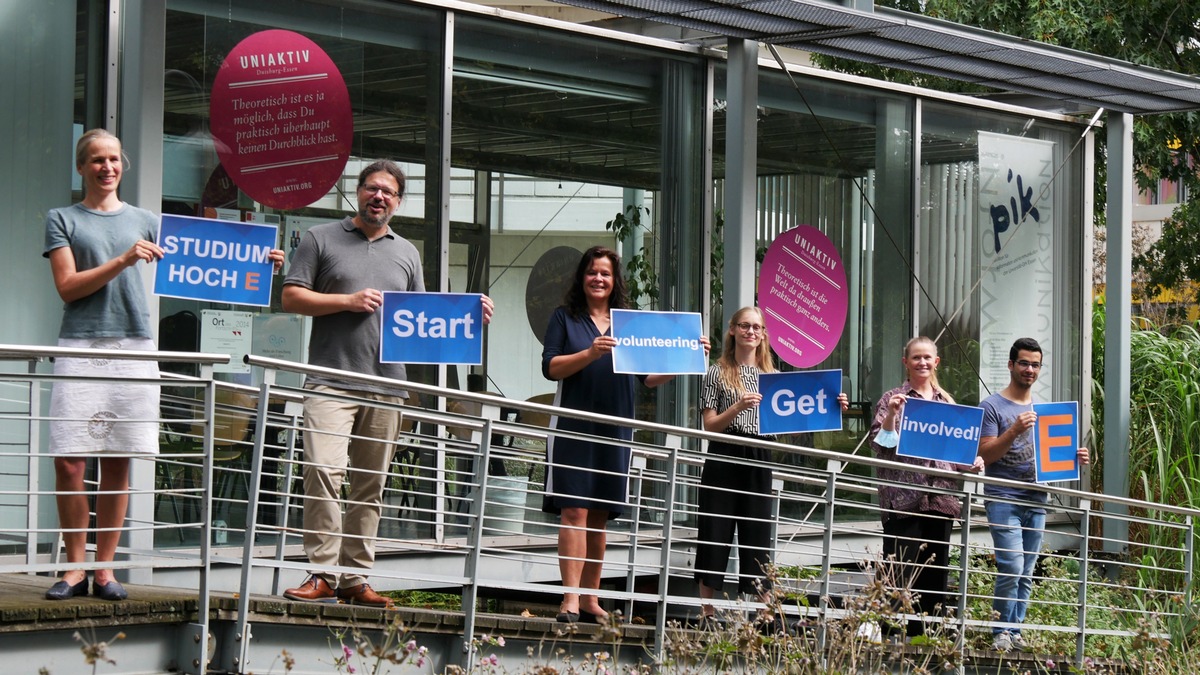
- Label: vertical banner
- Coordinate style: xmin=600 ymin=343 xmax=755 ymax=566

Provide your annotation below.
xmin=1033 ymin=401 xmax=1080 ymax=483
xmin=610 ymin=309 xmax=706 ymax=375
xmin=757 ymin=369 xmax=843 ymax=435
xmin=895 ymin=397 xmax=984 ymax=466
xmin=379 ymin=292 xmax=484 ymax=365
xmin=978 ymin=132 xmax=1055 ymax=400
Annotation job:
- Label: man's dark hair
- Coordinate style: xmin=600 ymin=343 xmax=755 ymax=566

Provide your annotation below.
xmin=1009 ymin=337 xmax=1043 ymax=362
xmin=357 ymin=160 xmax=406 ymax=200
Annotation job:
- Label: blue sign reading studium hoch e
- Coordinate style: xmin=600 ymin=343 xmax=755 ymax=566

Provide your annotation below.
xmin=379 ymin=291 xmax=484 ymax=365
xmin=610 ymin=309 xmax=706 ymax=375
xmin=757 ymin=369 xmax=843 ymax=435
xmin=154 ymin=214 xmax=278 ymax=307
xmin=895 ymin=397 xmax=983 ymax=466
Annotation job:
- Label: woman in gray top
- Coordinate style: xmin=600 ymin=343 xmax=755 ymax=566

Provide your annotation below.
xmin=42 ymin=129 xmax=165 ymax=601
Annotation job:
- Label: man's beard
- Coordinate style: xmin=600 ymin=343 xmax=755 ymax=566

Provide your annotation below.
xmin=359 ymin=202 xmax=393 ymax=228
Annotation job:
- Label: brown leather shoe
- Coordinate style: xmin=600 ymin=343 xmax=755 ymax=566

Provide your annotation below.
xmin=283 ymin=575 xmax=337 ymax=603
xmin=336 ymin=583 xmax=392 ymax=607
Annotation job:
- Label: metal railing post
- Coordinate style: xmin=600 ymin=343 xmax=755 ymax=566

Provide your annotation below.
xmin=1185 ymin=514 xmax=1195 ymax=591
xmin=270 ymin=403 xmax=303 ymax=595
xmin=817 ymin=459 xmax=839 ymax=659
xmin=229 ymin=371 xmax=276 ymax=673
xmin=25 ymin=358 xmax=40 ymax=569
xmin=653 ymin=446 xmax=681 ymax=661
xmin=956 ymin=485 xmax=974 ymax=675
xmin=624 ymin=453 xmax=648 ymax=621
xmin=460 ymin=417 xmax=492 ymax=670
xmin=1075 ymin=499 xmax=1092 ymax=667
xmin=181 ymin=365 xmax=215 ymax=675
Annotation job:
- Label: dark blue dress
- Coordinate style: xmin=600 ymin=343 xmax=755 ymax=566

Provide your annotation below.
xmin=540 ymin=306 xmax=643 ymax=519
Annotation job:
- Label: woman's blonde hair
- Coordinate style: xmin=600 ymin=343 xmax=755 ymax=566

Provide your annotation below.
xmin=903 ymin=336 xmax=953 ymax=403
xmin=75 ymin=128 xmax=123 ymax=169
xmin=716 ymin=307 xmax=776 ymax=396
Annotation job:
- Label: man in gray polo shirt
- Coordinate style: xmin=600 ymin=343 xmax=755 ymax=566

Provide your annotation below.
xmin=280 ymin=160 xmax=492 ymax=606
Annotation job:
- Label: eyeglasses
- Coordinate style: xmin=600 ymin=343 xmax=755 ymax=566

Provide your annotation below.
xmin=1015 ymin=360 xmax=1043 ymax=370
xmin=360 ymin=184 xmax=399 ymax=199
xmin=736 ymin=322 xmax=764 ymax=334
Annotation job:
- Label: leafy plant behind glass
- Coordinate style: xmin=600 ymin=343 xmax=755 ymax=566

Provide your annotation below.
xmin=605 ymin=205 xmax=658 ymax=308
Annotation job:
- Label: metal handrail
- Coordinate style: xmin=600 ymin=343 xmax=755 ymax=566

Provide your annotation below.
xmin=0 ymin=345 xmax=1194 ymax=674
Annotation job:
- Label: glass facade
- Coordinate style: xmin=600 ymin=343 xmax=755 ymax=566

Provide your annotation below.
xmin=4 ymin=0 xmax=1092 ymax=542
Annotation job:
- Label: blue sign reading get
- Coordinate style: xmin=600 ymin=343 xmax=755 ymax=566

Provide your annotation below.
xmin=380 ymin=292 xmax=483 ymax=365
xmin=154 ymin=214 xmax=278 ymax=307
xmin=757 ymin=370 xmax=843 ymax=435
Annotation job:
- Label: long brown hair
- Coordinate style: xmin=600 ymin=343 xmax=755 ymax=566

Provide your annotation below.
xmin=903 ymin=336 xmax=953 ymax=404
xmin=717 ymin=307 xmax=776 ymax=396
xmin=562 ymin=246 xmax=630 ymax=317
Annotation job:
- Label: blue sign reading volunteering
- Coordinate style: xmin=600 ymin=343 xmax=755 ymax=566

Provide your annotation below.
xmin=757 ymin=370 xmax=843 ymax=435
xmin=610 ymin=309 xmax=706 ymax=375
xmin=380 ymin=292 xmax=483 ymax=365
xmin=154 ymin=214 xmax=277 ymax=307
xmin=895 ymin=397 xmax=983 ymax=466
xmin=1033 ymin=401 xmax=1080 ymax=483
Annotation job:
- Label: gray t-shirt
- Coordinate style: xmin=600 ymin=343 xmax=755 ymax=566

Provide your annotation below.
xmin=283 ymin=217 xmax=424 ymax=396
xmin=43 ymin=203 xmax=158 ymax=339
xmin=980 ymin=392 xmax=1047 ymax=504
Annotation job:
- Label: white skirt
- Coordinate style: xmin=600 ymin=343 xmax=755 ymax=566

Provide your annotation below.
xmin=49 ymin=338 xmax=160 ymax=455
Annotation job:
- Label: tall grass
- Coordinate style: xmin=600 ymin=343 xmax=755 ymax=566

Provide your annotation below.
xmin=1092 ymin=298 xmax=1200 ymax=587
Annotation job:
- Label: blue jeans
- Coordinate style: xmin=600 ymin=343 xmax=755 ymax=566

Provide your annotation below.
xmin=986 ymin=500 xmax=1045 ymax=636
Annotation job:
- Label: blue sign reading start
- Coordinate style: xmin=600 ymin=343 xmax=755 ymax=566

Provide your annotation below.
xmin=379 ymin=292 xmax=484 ymax=365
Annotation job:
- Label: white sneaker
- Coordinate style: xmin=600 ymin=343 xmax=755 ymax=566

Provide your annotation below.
xmin=855 ymin=620 xmax=882 ymax=643
xmin=1009 ymin=633 xmax=1027 ymax=651
xmin=992 ymin=631 xmax=1013 ymax=652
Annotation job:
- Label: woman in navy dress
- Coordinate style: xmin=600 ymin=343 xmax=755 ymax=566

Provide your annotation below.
xmin=541 ymin=245 xmax=705 ymax=623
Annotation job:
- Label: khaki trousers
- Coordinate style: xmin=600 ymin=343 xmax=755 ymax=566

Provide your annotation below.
xmin=301 ymin=385 xmax=402 ymax=588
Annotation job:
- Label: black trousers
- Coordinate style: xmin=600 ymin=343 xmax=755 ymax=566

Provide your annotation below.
xmin=694 ymin=439 xmax=775 ymax=595
xmin=881 ymin=511 xmax=953 ymax=636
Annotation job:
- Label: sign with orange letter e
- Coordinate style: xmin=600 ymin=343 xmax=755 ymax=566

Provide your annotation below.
xmin=1033 ymin=401 xmax=1079 ymax=483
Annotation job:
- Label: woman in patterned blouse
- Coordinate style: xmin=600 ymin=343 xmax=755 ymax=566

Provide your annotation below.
xmin=869 ymin=336 xmax=984 ymax=638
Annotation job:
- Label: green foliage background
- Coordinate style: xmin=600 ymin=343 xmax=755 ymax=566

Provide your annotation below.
xmin=814 ymin=0 xmax=1200 ymax=304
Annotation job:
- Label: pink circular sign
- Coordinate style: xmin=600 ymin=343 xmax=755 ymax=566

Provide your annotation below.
xmin=757 ymin=225 xmax=849 ymax=368
xmin=210 ymin=30 xmax=352 ymax=210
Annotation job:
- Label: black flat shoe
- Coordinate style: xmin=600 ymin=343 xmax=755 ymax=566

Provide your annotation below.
xmin=580 ymin=609 xmax=617 ymax=624
xmin=556 ymin=611 xmax=580 ymax=623
xmin=45 ymin=577 xmax=89 ymax=600
xmin=93 ymin=579 xmax=128 ymax=601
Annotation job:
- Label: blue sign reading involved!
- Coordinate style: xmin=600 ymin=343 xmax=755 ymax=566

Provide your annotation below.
xmin=757 ymin=370 xmax=843 ymax=435
xmin=1033 ymin=401 xmax=1080 ymax=483
xmin=379 ymin=292 xmax=484 ymax=365
xmin=154 ymin=214 xmax=277 ymax=307
xmin=895 ymin=397 xmax=984 ymax=466
xmin=610 ymin=309 xmax=706 ymax=375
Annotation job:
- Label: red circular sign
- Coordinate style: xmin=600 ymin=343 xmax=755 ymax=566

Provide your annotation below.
xmin=210 ymin=30 xmax=352 ymax=210
xmin=757 ymin=225 xmax=849 ymax=368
